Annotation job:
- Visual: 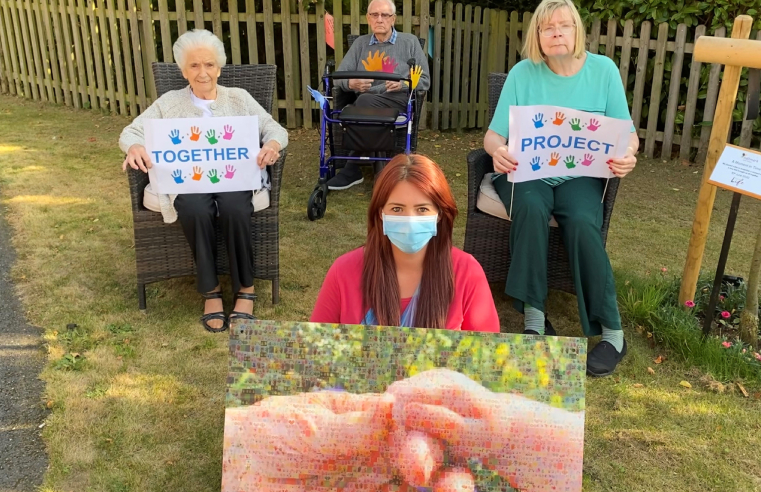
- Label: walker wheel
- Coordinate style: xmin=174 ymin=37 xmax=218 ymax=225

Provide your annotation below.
xmin=307 ymin=185 xmax=327 ymax=221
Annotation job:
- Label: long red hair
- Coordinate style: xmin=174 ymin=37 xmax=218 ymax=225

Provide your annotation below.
xmin=362 ymin=154 xmax=458 ymax=328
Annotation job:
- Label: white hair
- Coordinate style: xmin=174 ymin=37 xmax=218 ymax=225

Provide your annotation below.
xmin=173 ymin=29 xmax=227 ymax=69
xmin=368 ymin=0 xmax=396 ymax=15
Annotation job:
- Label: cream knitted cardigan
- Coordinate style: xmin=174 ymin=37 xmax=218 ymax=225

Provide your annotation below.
xmin=119 ymin=85 xmax=289 ymax=224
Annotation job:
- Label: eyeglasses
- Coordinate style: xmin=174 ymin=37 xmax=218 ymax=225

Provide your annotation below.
xmin=368 ymin=12 xmax=394 ymax=20
xmin=539 ymin=24 xmax=575 ymax=37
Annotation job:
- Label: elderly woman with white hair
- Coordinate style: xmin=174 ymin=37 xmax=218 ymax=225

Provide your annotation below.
xmin=119 ymin=29 xmax=288 ymax=333
xmin=483 ymin=0 xmax=639 ymax=376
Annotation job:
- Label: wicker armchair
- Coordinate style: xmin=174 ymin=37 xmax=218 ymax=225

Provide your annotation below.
xmin=330 ymin=35 xmax=427 ymax=155
xmin=463 ymin=72 xmax=621 ymax=295
xmin=127 ymin=62 xmax=285 ymax=309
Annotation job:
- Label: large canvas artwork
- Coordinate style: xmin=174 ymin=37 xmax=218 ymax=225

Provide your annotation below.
xmin=223 ymin=321 xmax=587 ymax=492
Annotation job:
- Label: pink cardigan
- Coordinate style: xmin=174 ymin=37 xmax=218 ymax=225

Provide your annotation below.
xmin=310 ymin=247 xmax=500 ymax=332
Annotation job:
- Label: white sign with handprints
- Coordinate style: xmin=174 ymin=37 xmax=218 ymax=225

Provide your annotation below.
xmin=708 ymin=144 xmax=761 ymax=200
xmin=507 ymin=105 xmax=633 ymax=183
xmin=145 ymin=116 xmax=261 ymax=194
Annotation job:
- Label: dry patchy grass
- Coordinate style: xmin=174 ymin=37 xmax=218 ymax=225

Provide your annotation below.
xmin=1 ymin=95 xmax=760 ymax=492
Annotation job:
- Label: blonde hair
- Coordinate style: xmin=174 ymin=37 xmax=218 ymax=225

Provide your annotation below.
xmin=522 ymin=0 xmax=586 ymax=63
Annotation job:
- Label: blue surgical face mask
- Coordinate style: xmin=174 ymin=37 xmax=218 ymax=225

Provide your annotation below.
xmin=382 ymin=213 xmax=438 ymax=254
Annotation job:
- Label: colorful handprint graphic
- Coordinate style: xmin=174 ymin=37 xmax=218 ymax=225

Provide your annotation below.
xmin=171 ymin=169 xmax=184 ymax=183
xmin=587 ymin=119 xmax=601 ymax=131
xmin=581 ymin=154 xmax=594 ymax=166
xmin=382 ymin=56 xmax=398 ymax=73
xmin=410 ymin=65 xmax=423 ymax=90
xmin=223 ymin=125 xmax=235 ymax=140
xmin=189 ymin=126 xmax=201 ymax=141
xmin=169 ymin=129 xmax=182 ymax=145
xmin=192 ymin=166 xmax=203 ymax=181
xmin=532 ymin=113 xmax=544 ymax=129
xmin=569 ymin=118 xmax=582 ymax=131
xmin=361 ymin=50 xmax=386 ymax=72
xmin=553 ymin=112 xmax=566 ymax=125
xmin=208 ymin=169 xmax=221 ymax=184
xmin=224 ymin=165 xmax=236 ymax=179
xmin=549 ymin=152 xmax=560 ymax=166
xmin=530 ymin=156 xmax=542 ymax=171
xmin=205 ymin=129 xmax=218 ymax=145
xmin=564 ymin=156 xmax=576 ymax=169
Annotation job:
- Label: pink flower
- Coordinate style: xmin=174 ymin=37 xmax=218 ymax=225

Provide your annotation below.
xmin=754 ymin=352 xmax=761 ymax=362
xmin=661 ymin=267 xmax=668 ymax=273
xmin=719 ymin=295 xmax=725 ymax=301
xmin=722 ymin=341 xmax=732 ymax=348
xmin=721 ymin=311 xmax=731 ymax=319
xmin=684 ymin=300 xmax=696 ymax=308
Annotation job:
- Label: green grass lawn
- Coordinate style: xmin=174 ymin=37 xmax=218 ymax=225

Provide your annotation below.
xmin=1 ymin=94 xmax=761 ymax=491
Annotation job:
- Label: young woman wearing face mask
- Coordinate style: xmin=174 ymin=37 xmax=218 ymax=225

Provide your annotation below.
xmin=310 ymin=154 xmax=500 ymax=331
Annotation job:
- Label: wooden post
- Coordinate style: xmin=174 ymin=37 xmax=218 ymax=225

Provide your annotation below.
xmin=678 ymin=15 xmax=758 ymax=305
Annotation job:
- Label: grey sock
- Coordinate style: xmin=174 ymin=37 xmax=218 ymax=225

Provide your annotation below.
xmin=524 ymin=304 xmax=544 ymax=335
xmin=601 ymin=326 xmax=624 ymax=352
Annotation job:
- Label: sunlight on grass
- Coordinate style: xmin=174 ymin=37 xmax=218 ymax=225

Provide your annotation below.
xmin=4 ymin=195 xmax=93 ymax=206
xmin=0 ymin=144 xmax=24 ymax=154
xmin=4 ymin=164 xmax=47 ymax=176
xmin=1 ymin=96 xmax=761 ymax=492
xmin=107 ymin=373 xmax=188 ymax=404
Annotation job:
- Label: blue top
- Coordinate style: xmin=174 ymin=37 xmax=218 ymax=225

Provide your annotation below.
xmin=489 ymin=52 xmax=634 ymax=186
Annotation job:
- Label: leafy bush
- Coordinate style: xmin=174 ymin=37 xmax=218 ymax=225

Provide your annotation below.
xmin=577 ymin=0 xmax=761 ymax=33
xmin=619 ymin=273 xmax=761 ymax=386
xmin=577 ymin=0 xmax=761 ymax=154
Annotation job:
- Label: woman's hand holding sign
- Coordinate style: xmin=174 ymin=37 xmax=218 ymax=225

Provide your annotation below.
xmin=491 ymin=145 xmax=518 ymax=174
xmin=607 ymin=144 xmax=637 ymax=178
xmin=122 ymin=144 xmax=152 ymax=173
xmin=256 ymin=140 xmax=281 ymax=169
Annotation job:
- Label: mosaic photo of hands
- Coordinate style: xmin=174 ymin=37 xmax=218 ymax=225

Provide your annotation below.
xmin=225 ymin=322 xmax=587 ymax=492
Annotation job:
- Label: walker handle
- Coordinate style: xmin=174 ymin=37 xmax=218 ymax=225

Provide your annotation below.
xmin=327 ymin=71 xmax=410 ymax=83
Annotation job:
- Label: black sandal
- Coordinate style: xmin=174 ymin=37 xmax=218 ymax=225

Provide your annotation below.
xmin=228 ymin=292 xmax=258 ymax=323
xmin=200 ymin=291 xmax=229 ymax=333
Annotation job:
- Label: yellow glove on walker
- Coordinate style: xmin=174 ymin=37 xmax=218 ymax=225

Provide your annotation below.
xmin=410 ymin=65 xmax=423 ymax=90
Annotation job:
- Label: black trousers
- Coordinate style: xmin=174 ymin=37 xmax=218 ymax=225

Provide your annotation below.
xmin=353 ymin=91 xmax=409 ymax=110
xmin=174 ymin=191 xmax=254 ymax=294
xmin=334 ymin=88 xmax=410 ymax=111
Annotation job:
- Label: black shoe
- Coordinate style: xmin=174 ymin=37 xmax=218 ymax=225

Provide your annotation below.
xmin=200 ymin=291 xmax=228 ymax=333
xmin=327 ymin=165 xmax=364 ymax=190
xmin=587 ymin=339 xmax=627 ymax=377
xmin=228 ymin=292 xmax=258 ymax=323
xmin=523 ymin=317 xmax=557 ymax=336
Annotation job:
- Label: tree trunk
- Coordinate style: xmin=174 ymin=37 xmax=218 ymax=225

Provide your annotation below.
xmin=739 ymin=223 xmax=761 ymax=350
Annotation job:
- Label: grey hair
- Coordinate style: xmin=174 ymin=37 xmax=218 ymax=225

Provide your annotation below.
xmin=173 ymin=29 xmax=227 ymax=70
xmin=368 ymin=0 xmax=396 ymax=14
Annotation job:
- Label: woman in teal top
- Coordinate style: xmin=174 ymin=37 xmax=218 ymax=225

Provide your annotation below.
xmin=483 ymin=0 xmax=639 ymax=377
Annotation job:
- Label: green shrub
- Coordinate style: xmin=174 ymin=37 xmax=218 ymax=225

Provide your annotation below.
xmin=578 ymin=0 xmax=761 ymax=153
xmin=577 ymin=0 xmax=761 ymax=33
xmin=618 ymin=274 xmax=761 ymax=386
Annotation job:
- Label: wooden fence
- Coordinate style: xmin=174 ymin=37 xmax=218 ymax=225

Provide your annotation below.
xmin=0 ymin=0 xmax=759 ymax=161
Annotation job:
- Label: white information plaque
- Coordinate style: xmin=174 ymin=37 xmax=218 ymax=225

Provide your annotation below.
xmin=708 ymin=144 xmax=761 ymax=200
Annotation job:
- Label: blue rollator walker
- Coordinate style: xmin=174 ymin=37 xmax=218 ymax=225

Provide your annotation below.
xmin=306 ymin=59 xmax=423 ymax=221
